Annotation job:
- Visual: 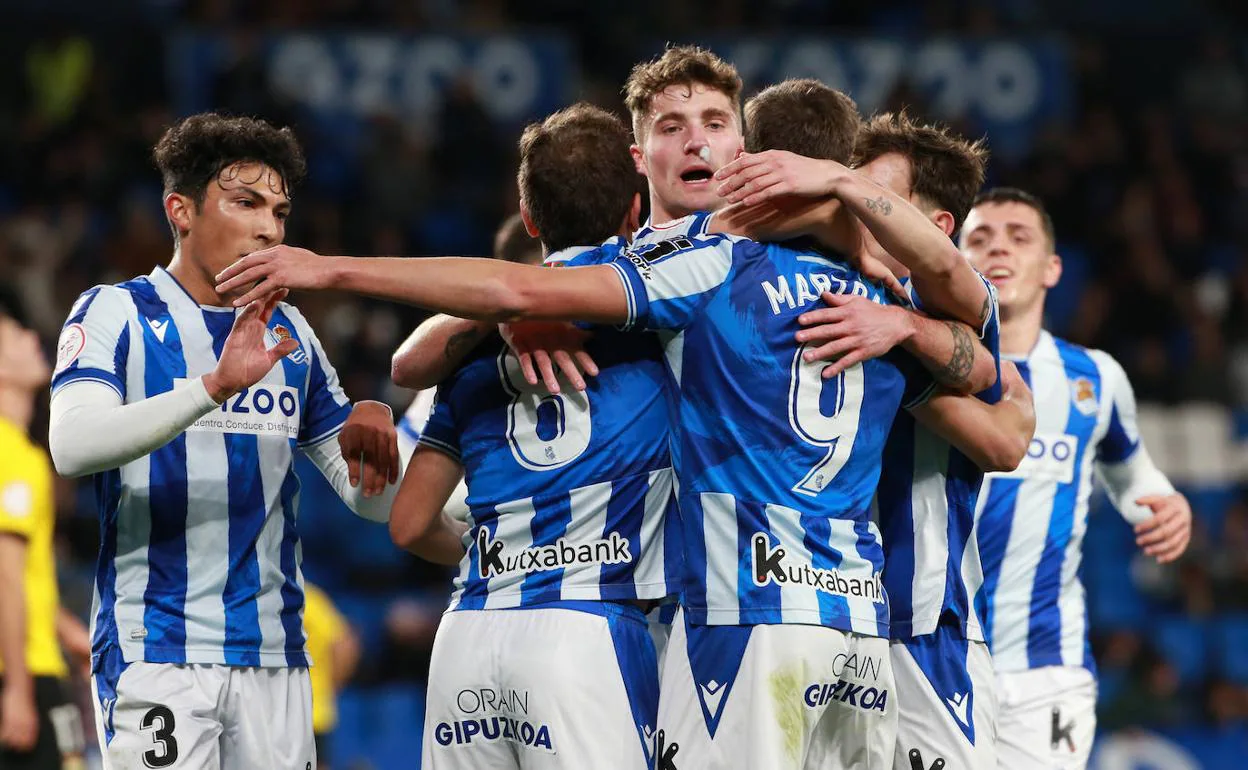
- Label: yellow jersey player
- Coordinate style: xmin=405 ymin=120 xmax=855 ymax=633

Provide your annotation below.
xmin=0 ymin=286 xmax=85 ymax=770
xmin=302 ymin=583 xmax=359 ymax=770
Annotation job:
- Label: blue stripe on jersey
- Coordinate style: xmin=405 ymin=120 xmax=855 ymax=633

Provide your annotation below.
xmin=944 ymin=450 xmax=981 ymax=629
xmin=877 ymin=418 xmax=917 ymax=630
xmin=802 ymin=514 xmax=850 ymax=627
xmin=519 ymin=493 xmax=575 ymax=605
xmin=91 ymin=644 xmax=128 ymax=746
xmin=975 ymin=479 xmax=1020 ymax=652
xmin=737 ymin=499 xmax=781 ymax=624
xmin=278 ymin=469 xmax=306 ymax=666
xmin=605 ymin=604 xmax=660 ymax=766
xmin=1098 ymin=402 xmax=1138 ymax=463
xmin=53 ymin=286 xmax=128 ymax=397
xmin=130 ymin=279 xmax=191 ymax=661
xmin=1026 ymin=346 xmax=1098 ymax=669
xmin=603 ymin=477 xmax=643 ymax=597
xmin=203 ymin=309 xmax=264 ymax=666
xmin=301 ymin=341 xmax=349 ymax=446
xmin=856 ymin=519 xmax=891 ymax=631
xmin=271 ymin=307 xmax=311 ymax=662
xmin=457 ymin=513 xmax=499 ymax=610
xmin=91 ymin=469 xmax=123 ymax=658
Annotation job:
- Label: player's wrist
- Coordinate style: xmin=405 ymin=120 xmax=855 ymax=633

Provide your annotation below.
xmin=201 ymin=372 xmax=236 ymax=404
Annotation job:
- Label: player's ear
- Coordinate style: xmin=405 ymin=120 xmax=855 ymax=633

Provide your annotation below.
xmin=519 ymin=205 xmax=540 ymax=239
xmin=630 ymin=143 xmax=648 ymax=177
xmin=165 ymin=193 xmax=193 ymax=239
xmin=1043 ymin=251 xmax=1063 ymax=289
xmin=933 ymin=210 xmax=956 ymax=238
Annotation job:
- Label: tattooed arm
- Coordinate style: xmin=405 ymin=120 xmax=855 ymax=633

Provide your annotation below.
xmin=795 ymin=293 xmax=996 ymax=394
xmin=391 ymin=315 xmax=494 ymax=390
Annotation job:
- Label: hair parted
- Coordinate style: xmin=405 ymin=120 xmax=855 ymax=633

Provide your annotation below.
xmin=493 ymin=212 xmax=543 ymax=266
xmin=518 ymin=103 xmax=639 ymax=253
xmin=624 ymin=45 xmax=743 ymax=142
xmin=153 ymin=113 xmax=307 ymax=205
xmin=853 ymin=111 xmax=988 ymax=230
xmin=972 ymin=187 xmax=1057 ymax=250
xmin=744 ymin=79 xmax=861 ymax=163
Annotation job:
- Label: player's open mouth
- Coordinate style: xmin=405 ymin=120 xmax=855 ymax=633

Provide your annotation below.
xmin=985 ymin=266 xmax=1013 ymax=284
xmin=680 ymin=168 xmax=713 ymax=185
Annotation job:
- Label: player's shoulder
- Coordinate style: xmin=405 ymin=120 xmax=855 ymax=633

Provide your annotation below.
xmin=545 ymin=235 xmax=627 ymax=267
xmin=1047 ymin=334 xmax=1124 ymax=379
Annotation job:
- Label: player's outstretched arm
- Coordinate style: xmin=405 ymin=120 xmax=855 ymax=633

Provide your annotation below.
xmin=795 ymin=292 xmax=996 ymax=393
xmin=215 ymin=246 xmax=630 ymax=325
xmin=389 ymin=447 xmax=468 ymax=565
xmin=911 ymin=360 xmax=1035 ymax=472
xmin=716 ymin=151 xmax=990 ymax=330
xmin=49 ymin=291 xmax=299 ymax=477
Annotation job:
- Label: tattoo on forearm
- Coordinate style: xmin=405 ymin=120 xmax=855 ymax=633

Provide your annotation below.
xmin=978 ymin=292 xmax=992 ymax=326
xmin=935 ymin=321 xmax=975 ymax=387
xmin=444 ymin=326 xmax=487 ymax=362
xmin=864 ymin=196 xmax=893 ymax=216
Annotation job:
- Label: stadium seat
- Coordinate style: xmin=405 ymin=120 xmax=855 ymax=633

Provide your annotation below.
xmin=1153 ymin=617 xmax=1211 ymax=684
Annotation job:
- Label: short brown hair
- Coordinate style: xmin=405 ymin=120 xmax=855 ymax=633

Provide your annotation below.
xmin=744 ymin=79 xmax=861 ymax=163
xmin=972 ymin=187 xmax=1056 ymax=250
xmin=853 ymin=111 xmax=988 ymax=230
xmin=624 ymin=45 xmax=743 ymax=142
xmin=493 ymin=213 xmax=543 ymax=266
xmin=518 ymin=103 xmax=639 ymax=253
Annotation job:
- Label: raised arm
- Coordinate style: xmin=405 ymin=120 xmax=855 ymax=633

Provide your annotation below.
xmin=216 ymin=247 xmax=630 ymax=326
xmin=716 ymin=151 xmax=991 ymax=329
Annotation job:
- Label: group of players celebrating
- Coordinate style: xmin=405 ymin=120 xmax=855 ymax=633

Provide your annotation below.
xmin=34 ymin=43 xmax=1194 ymax=770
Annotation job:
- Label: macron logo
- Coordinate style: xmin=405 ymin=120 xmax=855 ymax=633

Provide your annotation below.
xmin=698 ymin=679 xmax=726 ymax=720
xmin=146 ymin=317 xmax=169 ymax=342
xmin=945 ymin=692 xmax=969 ymax=727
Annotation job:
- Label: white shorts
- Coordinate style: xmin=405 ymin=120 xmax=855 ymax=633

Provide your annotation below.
xmin=892 ymin=629 xmax=997 ymax=769
xmin=422 ymin=603 xmax=658 ymax=770
xmin=995 ymin=666 xmax=1096 ymax=770
xmin=91 ymin=646 xmax=313 ymax=770
xmin=657 ymin=608 xmax=897 ymax=770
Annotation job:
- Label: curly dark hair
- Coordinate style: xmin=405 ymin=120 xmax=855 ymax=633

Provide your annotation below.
xmin=152 ymin=113 xmax=307 ymax=206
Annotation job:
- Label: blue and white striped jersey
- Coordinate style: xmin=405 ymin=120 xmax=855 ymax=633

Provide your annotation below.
xmin=603 ymin=231 xmax=935 ymax=637
xmin=52 ymin=267 xmax=351 ymax=668
xmin=417 ymin=243 xmax=682 ymax=610
xmin=877 ymin=275 xmax=1001 ymax=642
xmin=974 ymin=331 xmax=1140 ymax=673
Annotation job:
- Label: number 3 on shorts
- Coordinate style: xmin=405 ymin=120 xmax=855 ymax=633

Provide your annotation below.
xmin=140 ymin=705 xmax=179 ymax=768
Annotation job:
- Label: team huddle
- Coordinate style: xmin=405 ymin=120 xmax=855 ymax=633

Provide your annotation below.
xmin=38 ymin=44 xmax=1193 ymax=770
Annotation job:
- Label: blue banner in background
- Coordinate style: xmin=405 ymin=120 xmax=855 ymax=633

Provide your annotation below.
xmin=169 ymin=32 xmax=574 ymax=135
xmin=676 ymin=37 xmax=1072 ymax=160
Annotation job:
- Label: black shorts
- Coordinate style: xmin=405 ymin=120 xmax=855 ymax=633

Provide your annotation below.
xmin=0 ymin=677 xmax=83 ymax=770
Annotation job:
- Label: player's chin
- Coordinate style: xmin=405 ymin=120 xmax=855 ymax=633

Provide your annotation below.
xmin=676 ymin=184 xmax=723 ymax=213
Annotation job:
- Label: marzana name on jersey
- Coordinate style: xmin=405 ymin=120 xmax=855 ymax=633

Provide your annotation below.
xmin=476 ymin=529 xmax=633 ymax=579
xmin=761 ymin=271 xmax=878 ymax=315
xmin=433 ymin=717 xmax=555 ymax=753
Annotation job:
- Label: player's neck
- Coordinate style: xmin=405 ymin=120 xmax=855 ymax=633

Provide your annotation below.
xmin=999 ymin=303 xmax=1045 ymax=356
xmin=167 ymin=245 xmax=230 ymax=307
xmin=0 ymin=387 xmax=35 ymax=434
xmin=647 ymin=198 xmax=693 ymax=227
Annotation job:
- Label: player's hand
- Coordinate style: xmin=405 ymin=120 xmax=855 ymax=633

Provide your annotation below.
xmin=795 ymin=293 xmax=915 ymax=379
xmin=847 ymin=229 xmax=908 ymax=299
xmin=215 ymin=245 xmax=335 ymax=306
xmin=202 ymin=290 xmax=298 ymax=403
xmin=714 ymin=150 xmax=850 ymax=207
xmin=1134 ymin=493 xmax=1193 ymax=564
xmin=339 ymin=401 xmax=400 ymax=497
xmin=0 ymin=682 xmax=39 ymax=752
xmin=500 ymin=321 xmax=599 ymax=394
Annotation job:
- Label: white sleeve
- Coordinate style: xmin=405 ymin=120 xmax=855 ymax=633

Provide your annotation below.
xmin=1095 ymin=444 xmax=1177 ymax=525
xmin=49 ymin=378 xmax=221 ymax=477
xmin=302 ymin=436 xmax=402 ymax=524
xmin=1090 ymin=351 xmax=1175 ymax=524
